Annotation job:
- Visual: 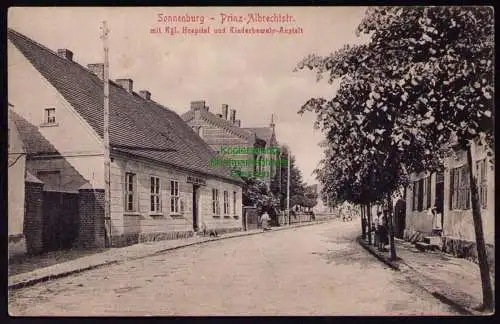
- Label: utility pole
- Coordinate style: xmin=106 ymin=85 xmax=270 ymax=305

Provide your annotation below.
xmin=101 ymin=21 xmax=112 ymax=248
xmin=287 ymin=148 xmax=291 ymax=225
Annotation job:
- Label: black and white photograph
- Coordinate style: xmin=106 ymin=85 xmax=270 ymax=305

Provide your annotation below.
xmin=7 ymin=6 xmax=495 ymax=316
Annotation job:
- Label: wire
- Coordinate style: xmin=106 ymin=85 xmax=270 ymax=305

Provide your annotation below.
xmin=8 ymin=153 xmax=26 ymax=168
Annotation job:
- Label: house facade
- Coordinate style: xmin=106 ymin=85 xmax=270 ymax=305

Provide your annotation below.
xmin=8 ymin=29 xmax=244 ymax=249
xmin=403 ymin=142 xmax=494 ymax=265
xmin=181 ymin=102 xmax=280 ymax=187
xmin=8 ymin=107 xmax=27 ymax=258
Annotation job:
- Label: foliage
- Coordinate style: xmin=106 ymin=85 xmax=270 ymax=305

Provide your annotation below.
xmin=271 ymin=146 xmax=308 ymax=210
xmin=296 ymin=6 xmax=494 ymax=206
xmin=241 ymin=176 xmax=278 ymax=210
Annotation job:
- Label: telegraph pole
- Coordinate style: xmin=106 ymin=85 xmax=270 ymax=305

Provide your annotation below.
xmin=101 ymin=21 xmax=112 ymax=248
xmin=287 ymin=148 xmax=291 ymax=225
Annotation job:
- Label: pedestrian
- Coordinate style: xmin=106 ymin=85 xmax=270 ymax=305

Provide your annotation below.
xmin=260 ymin=208 xmax=271 ymax=231
xmin=374 ymin=212 xmax=381 ymax=248
xmin=379 ymin=214 xmax=388 ymax=251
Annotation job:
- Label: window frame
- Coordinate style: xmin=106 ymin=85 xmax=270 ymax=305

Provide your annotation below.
xmin=45 ymin=108 xmax=56 ymax=125
xmin=212 ymin=188 xmax=220 ymax=216
xmin=125 ymin=172 xmax=137 ymax=212
xmin=150 ymin=176 xmax=161 ymax=213
xmin=170 ymin=180 xmax=180 ymax=214
xmin=233 ymin=191 xmax=237 ymax=216
xmin=223 ymin=190 xmax=229 ymax=216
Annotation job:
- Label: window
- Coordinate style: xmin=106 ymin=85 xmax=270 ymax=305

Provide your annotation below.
xmin=192 ymin=126 xmax=203 ymax=138
xmin=170 ymin=180 xmax=179 ymax=213
xmin=125 ymin=172 xmax=136 ymax=212
xmin=417 ymin=178 xmax=424 ymax=211
xmin=422 ymin=175 xmax=432 ymax=210
xmin=450 ymin=166 xmax=471 ymax=210
xmin=412 ymin=176 xmax=430 ymax=212
xmin=476 ymin=159 xmax=488 ymax=209
xmin=223 ymin=190 xmax=229 ymax=215
xmin=45 ymin=108 xmax=56 ymax=124
xmin=150 ymin=176 xmax=161 ymax=213
xmin=212 ymin=188 xmax=220 ymax=216
xmin=412 ymin=180 xmax=419 ymax=211
xmin=233 ymin=191 xmax=237 ymax=215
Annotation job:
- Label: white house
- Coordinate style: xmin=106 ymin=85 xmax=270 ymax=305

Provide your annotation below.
xmin=8 ymin=106 xmax=27 ymax=258
xmin=8 ymin=28 xmax=244 ymax=248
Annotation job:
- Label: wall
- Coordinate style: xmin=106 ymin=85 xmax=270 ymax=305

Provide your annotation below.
xmin=404 ymin=172 xmax=435 ymax=239
xmin=109 ymin=154 xmax=243 ymax=246
xmin=7 ymin=40 xmax=104 ymax=188
xmin=23 ymin=180 xmax=44 ymax=255
xmin=26 ymin=156 xmax=97 ymax=193
xmin=8 ymin=113 xmax=27 ymax=258
xmin=442 ymin=145 xmax=495 ymax=245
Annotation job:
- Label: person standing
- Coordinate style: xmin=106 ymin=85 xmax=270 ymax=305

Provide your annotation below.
xmin=373 ymin=212 xmax=381 ymax=247
xmin=260 ymin=208 xmax=271 ymax=231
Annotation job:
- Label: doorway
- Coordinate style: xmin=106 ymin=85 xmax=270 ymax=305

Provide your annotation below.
xmin=192 ymin=185 xmax=199 ymax=231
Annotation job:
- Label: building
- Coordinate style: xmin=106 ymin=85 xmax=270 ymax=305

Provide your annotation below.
xmin=181 ymin=102 xmax=280 ymax=187
xmin=403 ymin=142 xmax=494 ymax=266
xmin=8 ymin=28 xmax=244 ymax=249
xmin=8 ymin=106 xmax=27 ymax=258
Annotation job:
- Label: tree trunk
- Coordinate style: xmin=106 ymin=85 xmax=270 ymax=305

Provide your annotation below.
xmin=387 ymin=193 xmax=397 ymax=260
xmin=367 ymin=203 xmax=372 ymax=245
xmin=467 ymin=143 xmax=494 ymax=311
xmin=361 ymin=205 xmax=366 ymax=240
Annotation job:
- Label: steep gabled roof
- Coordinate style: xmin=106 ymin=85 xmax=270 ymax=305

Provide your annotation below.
xmin=181 ymin=109 xmax=255 ymax=142
xmin=8 ymin=28 xmax=241 ymax=184
xmin=243 ymin=127 xmax=275 ymax=145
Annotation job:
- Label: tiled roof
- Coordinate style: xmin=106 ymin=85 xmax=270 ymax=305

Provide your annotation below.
xmin=8 ymin=28 xmax=242 ymax=184
xmin=10 ymin=110 xmax=59 ymax=154
xmin=181 ymin=109 xmax=255 ymax=142
xmin=243 ymin=127 xmax=274 ymax=145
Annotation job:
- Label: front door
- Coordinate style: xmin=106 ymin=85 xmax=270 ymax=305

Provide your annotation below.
xmin=192 ymin=185 xmax=199 ymax=231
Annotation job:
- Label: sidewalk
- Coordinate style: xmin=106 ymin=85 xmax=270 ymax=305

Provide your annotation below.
xmin=9 ymin=220 xmax=330 ymax=290
xmin=358 ymin=236 xmax=495 ymax=315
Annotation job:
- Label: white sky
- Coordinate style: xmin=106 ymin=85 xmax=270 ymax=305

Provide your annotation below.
xmin=8 ymin=6 xmax=368 ymax=184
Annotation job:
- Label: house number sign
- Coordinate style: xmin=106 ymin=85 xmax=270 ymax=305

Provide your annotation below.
xmin=187 ymin=176 xmax=206 ymax=186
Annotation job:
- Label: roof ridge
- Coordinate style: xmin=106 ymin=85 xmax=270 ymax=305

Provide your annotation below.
xmin=7 ymin=28 xmax=102 ymax=82
xmin=200 ymin=109 xmax=254 ymax=141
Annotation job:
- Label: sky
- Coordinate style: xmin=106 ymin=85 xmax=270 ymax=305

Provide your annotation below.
xmin=8 ymin=6 xmax=368 ymax=185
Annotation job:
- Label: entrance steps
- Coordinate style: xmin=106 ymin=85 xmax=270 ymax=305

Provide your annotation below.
xmin=415 ymin=236 xmax=443 ymax=251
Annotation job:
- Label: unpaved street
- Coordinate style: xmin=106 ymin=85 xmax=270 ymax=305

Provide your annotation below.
xmin=9 ymin=221 xmax=459 ymax=316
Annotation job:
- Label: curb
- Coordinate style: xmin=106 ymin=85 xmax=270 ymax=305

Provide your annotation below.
xmin=356 ymin=236 xmax=400 ymax=271
xmin=357 ymin=236 xmax=488 ymax=316
xmin=401 ymin=261 xmax=484 ymax=316
xmin=9 ymin=220 xmax=332 ymax=290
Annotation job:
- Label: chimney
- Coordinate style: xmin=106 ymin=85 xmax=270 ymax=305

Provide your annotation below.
xmin=87 ymin=63 xmax=104 ymax=80
xmin=116 ymin=79 xmax=133 ymax=93
xmin=190 ymin=100 xmax=206 ymax=111
xmin=139 ymin=90 xmax=151 ymax=100
xmin=230 ymin=109 xmax=236 ymax=123
xmin=221 ymin=104 xmax=229 ymax=120
xmin=235 ymin=119 xmax=241 ymax=127
xmin=57 ymin=49 xmax=73 ymax=61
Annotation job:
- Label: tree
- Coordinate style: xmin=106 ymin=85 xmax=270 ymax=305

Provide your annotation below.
xmin=297 ymin=6 xmax=494 ymax=311
xmin=242 ymin=176 xmax=278 ymax=211
xmin=271 ymin=146 xmax=307 ymax=211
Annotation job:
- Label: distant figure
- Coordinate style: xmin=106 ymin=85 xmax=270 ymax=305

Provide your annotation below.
xmin=260 ymin=209 xmax=271 ymax=231
xmin=374 ymin=212 xmax=382 ymax=248
xmin=430 ymin=205 xmax=442 ymax=236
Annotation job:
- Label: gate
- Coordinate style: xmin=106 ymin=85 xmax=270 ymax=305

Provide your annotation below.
xmin=42 ymin=191 xmax=79 ymax=251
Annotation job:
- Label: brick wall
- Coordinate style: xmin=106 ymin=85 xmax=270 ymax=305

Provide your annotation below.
xmin=76 ymin=188 xmax=105 ymax=248
xmin=24 ymin=181 xmax=44 ymax=255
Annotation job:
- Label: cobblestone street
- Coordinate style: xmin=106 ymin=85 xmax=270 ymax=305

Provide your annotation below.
xmin=8 ymin=221 xmax=460 ymax=316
